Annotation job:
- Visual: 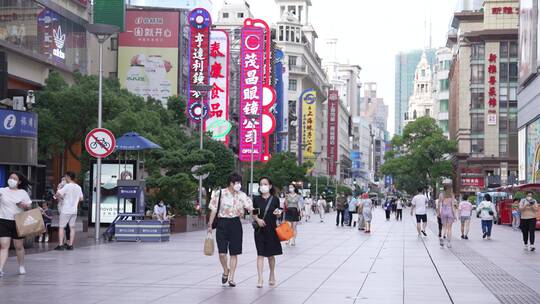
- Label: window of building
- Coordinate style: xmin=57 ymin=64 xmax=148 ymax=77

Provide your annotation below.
xmin=110 ymin=37 xmax=118 ymax=51
xmin=285 ymin=26 xmax=290 ymax=41
xmin=425 ymin=108 xmax=430 ymax=117
xmin=413 ymin=110 xmax=417 ymax=119
xmin=289 ymin=79 xmax=297 ymax=91
xmin=439 ymin=99 xmax=449 ymax=112
xmin=295 ymin=28 xmax=301 ymax=43
xmin=500 ymin=42 xmax=509 ymax=58
xmin=439 ymin=79 xmax=449 ymax=91
xmin=471 ymin=88 xmax=484 ymax=110
xmin=500 ymin=62 xmax=509 ymax=83
xmin=509 ymin=113 xmax=517 ymax=133
xmin=223 ymin=12 xmax=229 ymax=18
xmin=499 ymin=136 xmax=508 ymax=157
xmin=471 ymin=113 xmax=485 ymax=134
xmin=509 ymin=62 xmax=518 ymax=82
xmin=439 ymin=120 xmax=449 ymax=133
xmin=499 ymin=112 xmax=508 ymax=133
xmin=288 ymin=56 xmax=297 ymax=67
xmin=291 ymin=27 xmax=296 ymax=42
xmin=404 ymin=112 xmax=409 ymax=121
xmin=510 ymin=41 xmax=519 ymax=58
xmin=471 ymin=64 xmax=485 ymax=84
xmin=471 ymin=44 xmax=485 ymax=60
xmin=279 ymin=26 xmax=284 ymax=41
xmin=421 ymin=69 xmax=426 ymax=77
xmin=509 ymin=87 xmax=517 ymax=107
xmin=237 ymin=12 xmax=244 ymax=18
xmin=500 ymin=87 xmax=508 ymax=109
xmin=471 ymin=138 xmax=485 ymax=154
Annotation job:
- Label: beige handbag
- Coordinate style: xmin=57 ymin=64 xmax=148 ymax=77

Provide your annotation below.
xmin=15 ymin=208 xmax=46 ymax=237
xmin=204 ymin=233 xmax=215 ymax=256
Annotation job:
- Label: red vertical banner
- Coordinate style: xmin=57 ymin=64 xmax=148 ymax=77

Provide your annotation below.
xmin=327 ymin=90 xmax=339 ymax=176
xmin=187 ymin=8 xmax=211 ymax=123
xmin=205 ymin=30 xmax=230 ymax=145
xmin=239 ymin=26 xmax=264 ymax=162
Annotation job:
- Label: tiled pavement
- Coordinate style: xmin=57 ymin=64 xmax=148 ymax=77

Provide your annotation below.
xmin=1 ymin=208 xmax=539 ymax=304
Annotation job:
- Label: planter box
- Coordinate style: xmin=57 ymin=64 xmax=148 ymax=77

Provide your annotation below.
xmin=170 ymin=215 xmax=206 ymax=233
xmin=114 ymin=220 xmax=170 ymax=242
xmin=115 ymin=220 xmax=139 ymax=242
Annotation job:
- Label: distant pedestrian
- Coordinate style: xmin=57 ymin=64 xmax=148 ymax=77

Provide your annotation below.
xmin=477 ymin=194 xmax=497 ymax=240
xmin=438 ymin=179 xmax=458 ymax=248
xmin=384 ymin=199 xmax=392 ymax=221
xmin=411 ymin=188 xmax=429 ymax=237
xmin=361 ymin=193 xmax=373 ymax=233
xmin=396 ymin=197 xmax=403 ymax=221
xmin=348 ymin=195 xmax=359 ymax=227
xmin=303 ymin=196 xmax=313 ymax=222
xmin=0 ymin=172 xmax=32 ymax=276
xmin=253 ymin=177 xmax=282 ymax=288
xmin=511 ymin=198 xmax=520 ymax=230
xmin=285 ymin=184 xmax=303 ymax=246
xmin=519 ymin=191 xmax=538 ymax=251
xmin=316 ymin=196 xmax=326 ymax=222
xmin=357 ymin=198 xmax=365 ymax=230
xmin=344 ymin=195 xmax=352 ymax=225
xmin=336 ymin=193 xmax=346 ymax=227
xmin=54 ymin=172 xmax=83 ymax=251
xmin=39 ymin=202 xmax=53 ymax=243
xmin=278 ymin=193 xmax=286 ymax=224
xmin=459 ymin=194 xmax=473 ymax=239
xmin=207 ymin=173 xmax=255 ymax=287
xmin=435 ymin=198 xmax=443 ymax=238
xmin=153 ymin=200 xmax=168 ymax=221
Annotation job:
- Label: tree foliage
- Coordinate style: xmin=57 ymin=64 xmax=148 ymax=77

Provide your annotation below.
xmin=381 ymin=117 xmax=457 ymax=194
xmin=252 ymin=153 xmax=310 ymax=192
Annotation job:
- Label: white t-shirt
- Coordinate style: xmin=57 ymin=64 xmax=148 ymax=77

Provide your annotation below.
xmin=0 ymin=187 xmax=32 ymax=220
xmin=154 ymin=204 xmax=167 ymax=218
xmin=411 ymin=194 xmax=428 ymax=215
xmin=58 ymin=183 xmax=83 ymax=215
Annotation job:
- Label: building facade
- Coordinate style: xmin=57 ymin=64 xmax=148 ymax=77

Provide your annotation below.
xmin=404 ymin=52 xmax=435 ymax=126
xmin=517 ymin=0 xmax=540 ymax=184
xmin=394 ymin=48 xmax=436 ymax=135
xmin=448 ymin=0 xmax=519 ymax=193
xmin=361 ymin=82 xmax=388 ymax=132
xmin=434 ymin=47 xmax=452 ymax=137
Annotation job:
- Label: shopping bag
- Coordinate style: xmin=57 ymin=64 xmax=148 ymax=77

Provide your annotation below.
xmin=275 ymin=221 xmax=294 ymax=242
xmin=15 ymin=208 xmax=46 ymax=237
xmin=204 ymin=233 xmax=215 ymax=256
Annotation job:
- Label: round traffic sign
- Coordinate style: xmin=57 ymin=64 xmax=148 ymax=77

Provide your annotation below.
xmin=85 ymin=128 xmax=116 ymax=159
xmin=191 ymin=165 xmax=210 ymax=180
xmin=188 ymin=102 xmax=209 ymax=122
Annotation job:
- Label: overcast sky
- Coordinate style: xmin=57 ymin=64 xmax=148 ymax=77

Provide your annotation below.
xmin=212 ymin=0 xmax=458 ymax=134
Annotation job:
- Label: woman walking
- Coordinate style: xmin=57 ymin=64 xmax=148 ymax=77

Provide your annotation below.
xmin=519 ymin=191 xmax=538 ymax=251
xmin=459 ymin=194 xmax=473 ymax=239
xmin=438 ymin=179 xmax=458 ymax=248
xmin=0 ymin=172 xmax=32 ymax=277
xmin=477 ymin=194 xmax=497 ymax=240
xmin=253 ymin=177 xmax=282 ymax=288
xmin=316 ymin=196 xmax=326 ymax=222
xmin=361 ymin=193 xmax=373 ymax=233
xmin=511 ymin=198 xmax=521 ymax=230
xmin=284 ymin=184 xmax=303 ymax=246
xmin=207 ymin=173 xmax=255 ymax=287
xmin=303 ymin=195 xmax=313 ymax=222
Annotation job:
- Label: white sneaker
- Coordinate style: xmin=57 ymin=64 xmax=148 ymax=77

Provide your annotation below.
xmin=19 ymin=266 xmax=26 ymax=275
xmin=38 ymin=235 xmax=43 ymax=243
xmin=447 ymin=242 xmax=452 ymax=249
xmin=524 ymin=245 xmax=529 ymax=251
xmin=45 ymin=235 xmax=49 ymax=243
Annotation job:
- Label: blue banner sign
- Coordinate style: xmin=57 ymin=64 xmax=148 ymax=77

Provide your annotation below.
xmin=0 ymin=109 xmax=38 ymax=138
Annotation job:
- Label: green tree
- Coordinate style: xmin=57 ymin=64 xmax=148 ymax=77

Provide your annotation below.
xmin=381 ymin=117 xmax=457 ymax=194
xmin=252 ymin=152 xmax=310 ymax=192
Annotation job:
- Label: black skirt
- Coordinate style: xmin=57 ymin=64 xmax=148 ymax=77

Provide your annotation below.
xmin=253 ymin=196 xmax=283 ymax=257
xmin=285 ymin=207 xmax=300 ymax=222
xmin=0 ymin=218 xmax=23 ymax=239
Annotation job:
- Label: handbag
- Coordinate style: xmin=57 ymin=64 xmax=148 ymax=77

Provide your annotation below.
xmin=203 ymin=232 xmax=215 ymax=256
xmin=275 ymin=221 xmax=294 ymax=241
xmin=253 ymin=197 xmax=273 ymax=230
xmin=15 ymin=208 xmax=46 ymax=237
xmin=211 ymin=190 xmax=222 ymax=230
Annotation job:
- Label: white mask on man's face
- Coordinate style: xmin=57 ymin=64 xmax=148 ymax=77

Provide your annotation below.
xmin=259 ymin=185 xmax=270 ymax=194
xmin=289 ymin=187 xmax=295 ymax=193
xmin=7 ymin=179 xmax=18 ymax=189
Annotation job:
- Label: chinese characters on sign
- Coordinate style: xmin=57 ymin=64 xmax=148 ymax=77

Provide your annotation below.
xmin=187 ymin=8 xmax=211 ymax=122
xmin=300 ymin=89 xmax=317 ymax=166
xmin=205 ymin=30 xmax=230 ymax=144
xmin=491 ymin=7 xmax=518 ymax=15
xmin=461 ymin=178 xmax=485 ymax=188
xmin=239 ymin=26 xmax=264 ymax=162
xmin=327 ymin=90 xmax=339 ymax=176
xmin=487 ymin=53 xmax=498 ymax=126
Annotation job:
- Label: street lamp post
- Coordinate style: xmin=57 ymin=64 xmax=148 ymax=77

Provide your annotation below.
xmin=246 ymin=114 xmax=260 ymax=200
xmin=313 ymin=151 xmax=321 ymax=198
xmin=87 ymin=23 xmax=119 ymax=241
xmin=193 ymin=84 xmax=212 ymax=210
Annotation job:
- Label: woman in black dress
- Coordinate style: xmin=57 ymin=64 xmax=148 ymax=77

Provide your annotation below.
xmin=253 ymin=177 xmax=283 ymax=288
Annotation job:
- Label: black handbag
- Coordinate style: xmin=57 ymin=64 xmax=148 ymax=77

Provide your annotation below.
xmin=211 ymin=190 xmax=222 ymax=230
xmin=253 ymin=197 xmax=273 ymax=230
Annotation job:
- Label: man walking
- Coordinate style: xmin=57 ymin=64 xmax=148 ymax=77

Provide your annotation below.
xmin=396 ymin=197 xmax=404 ymax=221
xmin=336 ymin=193 xmax=346 ymax=226
xmin=348 ymin=195 xmax=359 ymax=227
xmin=410 ymin=188 xmax=428 ymax=237
xmin=54 ymin=172 xmax=83 ymax=251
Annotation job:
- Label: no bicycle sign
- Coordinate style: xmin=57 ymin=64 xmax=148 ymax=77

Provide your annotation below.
xmin=85 ymin=128 xmax=116 ymax=158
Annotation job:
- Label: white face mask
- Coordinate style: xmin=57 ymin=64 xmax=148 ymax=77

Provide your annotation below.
xmin=233 ymin=184 xmax=242 ymax=192
xmin=289 ymin=187 xmax=295 ymax=193
xmin=7 ymin=179 xmax=18 ymax=189
xmin=259 ymin=185 xmax=270 ymax=194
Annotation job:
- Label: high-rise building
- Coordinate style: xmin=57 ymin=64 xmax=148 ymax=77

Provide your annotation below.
xmin=361 ymin=82 xmax=388 ymax=132
xmin=394 ymin=49 xmax=436 ymax=135
xmin=404 ymin=52 xmax=435 ymax=126
xmin=448 ymin=0 xmax=519 ymax=193
xmin=434 ymin=47 xmax=452 ymax=138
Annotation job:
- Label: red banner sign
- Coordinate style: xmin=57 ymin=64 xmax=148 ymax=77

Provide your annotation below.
xmin=119 ymin=11 xmax=179 ymax=48
xmin=239 ymin=26 xmax=264 ymax=162
xmin=487 ymin=53 xmax=498 ymax=125
xmin=327 ymin=90 xmax=339 ymax=176
xmin=461 ymin=177 xmax=485 ymax=188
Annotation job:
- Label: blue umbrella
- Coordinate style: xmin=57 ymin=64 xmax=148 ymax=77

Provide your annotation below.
xmin=116 ymin=132 xmax=161 ymax=151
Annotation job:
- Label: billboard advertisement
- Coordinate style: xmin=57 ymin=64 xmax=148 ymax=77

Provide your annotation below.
xmin=327 ymin=90 xmax=339 ymax=176
xmin=519 ymin=0 xmax=536 ymax=84
xmin=526 ymin=117 xmax=540 ymax=183
xmin=274 ymin=49 xmax=286 ymax=152
xmin=205 ymin=30 xmax=230 ymax=145
xmin=299 ymin=89 xmax=317 ymax=165
xmin=118 ymin=10 xmax=179 ymax=105
xmin=239 ymin=26 xmax=264 ymax=162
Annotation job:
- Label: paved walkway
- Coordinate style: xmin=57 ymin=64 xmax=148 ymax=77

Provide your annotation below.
xmin=1 ymin=208 xmax=539 ymax=304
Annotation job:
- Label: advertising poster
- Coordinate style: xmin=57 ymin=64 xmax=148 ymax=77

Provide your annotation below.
xmin=300 ymin=89 xmax=317 ymax=166
xmin=118 ymin=10 xmax=179 ymax=105
xmin=239 ymin=26 xmax=264 ymax=162
xmin=519 ymin=0 xmax=536 ymax=83
xmin=526 ymin=117 xmax=540 ymax=183
xmin=205 ymin=30 xmax=230 ymax=144
xmin=327 ymin=90 xmax=339 ymax=176
xmin=274 ymin=49 xmax=286 ymax=152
